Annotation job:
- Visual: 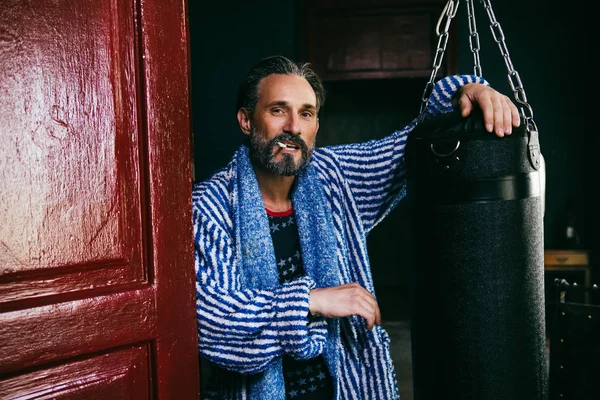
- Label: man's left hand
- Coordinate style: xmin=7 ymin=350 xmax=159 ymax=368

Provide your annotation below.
xmin=453 ymin=83 xmax=520 ymax=138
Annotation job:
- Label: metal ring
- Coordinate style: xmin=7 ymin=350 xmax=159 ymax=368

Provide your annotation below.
xmin=430 ymin=140 xmax=460 ymax=157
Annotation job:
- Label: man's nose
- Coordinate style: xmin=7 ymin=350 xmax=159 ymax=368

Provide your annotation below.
xmin=283 ymin=114 xmax=301 ymax=136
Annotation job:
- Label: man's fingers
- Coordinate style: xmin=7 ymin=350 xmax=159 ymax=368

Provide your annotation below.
xmin=478 ymin=94 xmax=495 ymax=134
xmin=309 ymin=283 xmax=381 ymax=330
xmin=457 ymin=84 xmax=521 ymax=138
xmin=355 ymin=291 xmax=381 ymax=330
xmin=356 ymin=300 xmax=378 ymax=330
xmin=366 ymin=292 xmax=381 ymax=326
xmin=503 ymin=96 xmax=513 ymax=135
xmin=458 ymin=96 xmax=473 ymax=118
xmin=509 ymin=96 xmax=520 ymax=128
xmin=357 ymin=302 xmax=374 ymax=330
xmin=492 ymin=94 xmax=505 ymax=137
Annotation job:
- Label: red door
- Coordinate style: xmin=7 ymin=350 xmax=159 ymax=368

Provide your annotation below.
xmin=0 ymin=0 xmax=199 ymax=398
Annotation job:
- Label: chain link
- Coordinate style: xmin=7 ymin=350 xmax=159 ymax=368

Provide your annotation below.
xmin=466 ymin=0 xmax=482 ymax=77
xmin=418 ymin=0 xmax=459 ymax=118
xmin=478 ymin=0 xmax=537 ymax=130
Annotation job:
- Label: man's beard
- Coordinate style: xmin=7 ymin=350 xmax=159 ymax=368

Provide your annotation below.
xmin=249 ymin=127 xmax=314 ymax=176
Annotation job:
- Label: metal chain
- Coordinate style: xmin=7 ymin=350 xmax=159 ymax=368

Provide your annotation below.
xmin=478 ymin=0 xmax=537 ymax=130
xmin=466 ymin=0 xmax=482 ymax=77
xmin=418 ymin=0 xmax=459 ymax=118
xmin=419 ymin=0 xmax=537 ymax=132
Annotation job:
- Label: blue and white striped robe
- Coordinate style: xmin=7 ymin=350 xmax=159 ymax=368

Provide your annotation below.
xmin=193 ymin=75 xmax=486 ymax=399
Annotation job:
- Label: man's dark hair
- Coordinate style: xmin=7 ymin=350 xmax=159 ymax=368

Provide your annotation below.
xmin=235 ymin=55 xmax=326 ymax=117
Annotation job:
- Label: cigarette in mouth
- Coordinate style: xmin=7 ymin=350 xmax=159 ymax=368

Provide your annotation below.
xmin=276 ymin=141 xmax=298 ymax=149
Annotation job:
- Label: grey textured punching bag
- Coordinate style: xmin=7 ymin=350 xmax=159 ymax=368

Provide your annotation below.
xmin=405 ymin=110 xmax=547 ymax=400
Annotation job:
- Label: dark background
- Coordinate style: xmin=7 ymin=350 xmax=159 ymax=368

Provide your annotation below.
xmin=188 ymin=0 xmax=595 ymax=320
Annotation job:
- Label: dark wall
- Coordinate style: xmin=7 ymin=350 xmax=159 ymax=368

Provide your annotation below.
xmin=189 ymin=1 xmax=299 ymax=182
xmin=189 ymin=1 xmax=595 ymax=319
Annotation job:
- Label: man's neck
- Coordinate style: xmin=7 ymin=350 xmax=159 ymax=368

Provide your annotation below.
xmin=254 ymin=165 xmax=295 ymax=212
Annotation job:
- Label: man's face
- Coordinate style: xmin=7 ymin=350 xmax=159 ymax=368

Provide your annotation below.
xmin=239 ymin=74 xmax=319 ymax=176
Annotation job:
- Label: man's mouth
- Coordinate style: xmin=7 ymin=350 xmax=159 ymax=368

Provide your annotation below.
xmin=276 ymin=141 xmax=300 ymax=150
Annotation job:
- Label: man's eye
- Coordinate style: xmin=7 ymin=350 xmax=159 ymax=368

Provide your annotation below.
xmin=272 ymin=108 xmax=284 ymax=114
xmin=301 ymin=112 xmax=314 ymax=118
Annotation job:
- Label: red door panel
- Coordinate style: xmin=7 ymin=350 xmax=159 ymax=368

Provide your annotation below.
xmin=0 ymin=289 xmax=155 ymax=373
xmin=0 ymin=0 xmax=199 ymax=398
xmin=0 ymin=345 xmax=150 ymax=400
xmin=0 ymin=0 xmax=144 ymax=305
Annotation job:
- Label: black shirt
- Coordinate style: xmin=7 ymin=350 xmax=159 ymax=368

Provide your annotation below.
xmin=267 ymin=208 xmax=334 ymax=400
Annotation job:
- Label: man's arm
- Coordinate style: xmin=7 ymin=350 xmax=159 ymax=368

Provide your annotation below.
xmin=193 ymin=183 xmax=327 ymax=374
xmin=314 ymin=75 xmax=519 ymax=233
xmin=309 ymin=75 xmax=520 ymax=330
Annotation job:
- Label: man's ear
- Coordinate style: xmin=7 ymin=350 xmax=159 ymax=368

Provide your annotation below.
xmin=237 ymin=108 xmax=252 ymax=135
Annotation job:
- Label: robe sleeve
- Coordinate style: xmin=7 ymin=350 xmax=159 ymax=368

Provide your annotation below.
xmin=193 ymin=183 xmax=328 ymax=374
xmin=318 ymin=74 xmax=488 ymax=232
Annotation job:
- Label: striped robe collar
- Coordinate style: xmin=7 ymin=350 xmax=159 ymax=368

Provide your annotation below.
xmin=232 ymin=145 xmax=342 ymax=397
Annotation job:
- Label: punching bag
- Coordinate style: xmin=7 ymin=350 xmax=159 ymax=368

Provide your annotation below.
xmin=405 ymin=110 xmax=547 ymax=400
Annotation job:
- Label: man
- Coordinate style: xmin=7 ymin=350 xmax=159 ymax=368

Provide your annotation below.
xmin=193 ymin=55 xmax=519 ymax=399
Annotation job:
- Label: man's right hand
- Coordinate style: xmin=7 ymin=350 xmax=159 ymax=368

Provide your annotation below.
xmin=309 ymin=282 xmax=381 ymax=330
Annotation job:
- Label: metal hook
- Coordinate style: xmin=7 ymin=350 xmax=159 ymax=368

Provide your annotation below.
xmin=436 ymin=0 xmax=459 ymax=35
